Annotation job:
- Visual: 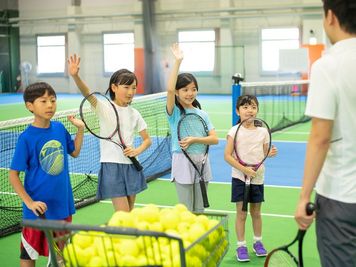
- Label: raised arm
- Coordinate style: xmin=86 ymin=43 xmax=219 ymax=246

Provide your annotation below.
xmin=166 ymin=43 xmax=184 ymax=115
xmin=68 ymin=54 xmax=97 ymax=106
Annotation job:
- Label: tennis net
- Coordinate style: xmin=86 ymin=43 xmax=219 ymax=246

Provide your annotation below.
xmin=238 ymin=80 xmax=310 ymax=131
xmin=0 ymin=92 xmax=171 ymax=237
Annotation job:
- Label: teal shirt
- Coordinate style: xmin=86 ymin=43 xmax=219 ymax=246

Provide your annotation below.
xmin=166 ymin=105 xmax=214 ymax=153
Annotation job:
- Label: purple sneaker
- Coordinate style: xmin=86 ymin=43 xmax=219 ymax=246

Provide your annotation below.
xmin=253 ymin=241 xmax=267 ymax=257
xmin=236 ymin=246 xmax=250 ymax=262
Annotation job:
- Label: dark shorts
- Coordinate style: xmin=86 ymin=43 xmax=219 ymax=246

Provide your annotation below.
xmin=97 ymin=162 xmax=147 ymax=199
xmin=231 ymin=178 xmax=264 ymax=203
xmin=20 ymin=216 xmax=72 ymax=260
xmin=315 ymin=194 xmax=356 ymax=267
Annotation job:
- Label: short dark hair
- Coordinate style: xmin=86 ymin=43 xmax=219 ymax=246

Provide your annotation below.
xmin=23 ymin=82 xmax=56 ymax=103
xmin=175 ymin=73 xmax=201 ymax=114
xmin=322 ymin=0 xmax=356 ymax=34
xmin=236 ymin=95 xmax=259 ymax=110
xmin=106 ymin=69 xmax=138 ymax=100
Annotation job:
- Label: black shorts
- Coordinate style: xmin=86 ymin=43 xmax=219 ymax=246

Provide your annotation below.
xmin=231 ymin=178 xmax=264 ymax=203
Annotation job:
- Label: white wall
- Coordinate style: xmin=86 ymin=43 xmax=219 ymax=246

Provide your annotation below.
xmin=16 ymin=0 xmax=325 ymax=94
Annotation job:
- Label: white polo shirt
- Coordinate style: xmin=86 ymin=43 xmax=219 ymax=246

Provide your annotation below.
xmin=305 ymin=38 xmax=356 ymax=203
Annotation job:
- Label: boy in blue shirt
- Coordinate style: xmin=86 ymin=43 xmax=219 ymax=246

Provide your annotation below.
xmin=9 ymin=82 xmax=84 ymax=266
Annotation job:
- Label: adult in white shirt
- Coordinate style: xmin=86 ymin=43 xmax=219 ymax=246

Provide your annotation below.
xmin=295 ymin=1 xmax=356 ymax=266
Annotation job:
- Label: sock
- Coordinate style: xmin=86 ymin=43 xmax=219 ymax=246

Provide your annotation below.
xmin=254 ymin=236 xmax=262 ymax=243
xmin=237 ymin=241 xmax=247 ymax=247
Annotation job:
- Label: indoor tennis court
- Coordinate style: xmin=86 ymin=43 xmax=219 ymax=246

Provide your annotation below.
xmin=0 ymin=0 xmax=333 ymax=266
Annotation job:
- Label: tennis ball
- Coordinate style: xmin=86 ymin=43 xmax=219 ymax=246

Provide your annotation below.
xmin=196 ymin=215 xmax=210 ymax=230
xmin=140 ymin=204 xmax=160 ymax=223
xmin=108 ymin=211 xmax=135 ymax=227
xmin=71 ymin=231 xmax=93 ymax=249
xmin=148 ymin=221 xmax=163 ymax=232
xmin=39 ymin=140 xmax=64 ymax=175
xmin=88 ymin=256 xmax=106 ymax=267
xmin=160 ymin=210 xmax=180 ymax=230
xmin=177 ymin=221 xmax=190 ymax=234
xmin=207 ymin=219 xmax=219 ymax=230
xmin=105 ymin=251 xmax=120 ymax=266
xmin=174 ymin=203 xmax=188 ymax=214
xmin=180 ymin=210 xmax=196 ymax=224
xmin=63 ymin=243 xmax=78 ymax=266
xmin=120 ymin=239 xmax=140 ymax=256
xmin=188 ymin=222 xmax=206 ymax=242
xmin=121 ymin=255 xmax=138 ymax=266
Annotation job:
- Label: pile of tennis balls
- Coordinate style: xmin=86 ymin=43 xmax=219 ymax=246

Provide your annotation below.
xmin=63 ymin=204 xmax=228 ymax=267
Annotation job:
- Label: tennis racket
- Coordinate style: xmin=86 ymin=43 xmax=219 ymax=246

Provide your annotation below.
xmin=234 ymin=118 xmax=272 ymax=212
xmin=177 ymin=113 xmax=210 ymax=208
xmin=264 ymin=202 xmax=315 ymax=267
xmin=79 ymin=92 xmax=143 ymax=171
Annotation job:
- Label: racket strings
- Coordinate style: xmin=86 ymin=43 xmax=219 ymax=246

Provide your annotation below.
xmin=234 ymin=118 xmax=271 ymax=165
xmin=179 ymin=116 xmax=208 ymax=154
xmin=267 ymin=250 xmax=297 ymax=266
xmin=81 ymin=94 xmax=118 ymax=139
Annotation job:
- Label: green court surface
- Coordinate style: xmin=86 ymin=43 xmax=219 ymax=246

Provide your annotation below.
xmin=0 ymin=180 xmax=320 ymax=267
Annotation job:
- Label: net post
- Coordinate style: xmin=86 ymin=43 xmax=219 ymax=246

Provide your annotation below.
xmin=232 ymin=73 xmax=244 ymax=125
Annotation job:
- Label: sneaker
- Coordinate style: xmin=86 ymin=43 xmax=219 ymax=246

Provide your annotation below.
xmin=253 ymin=241 xmax=267 ymax=257
xmin=236 ymin=246 xmax=250 ymax=262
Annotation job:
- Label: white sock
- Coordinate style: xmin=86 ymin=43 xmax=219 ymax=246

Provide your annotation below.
xmin=237 ymin=241 xmax=247 ymax=247
xmin=254 ymin=236 xmax=262 ymax=243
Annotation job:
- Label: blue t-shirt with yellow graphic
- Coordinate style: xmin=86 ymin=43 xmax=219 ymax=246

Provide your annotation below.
xmin=10 ymin=121 xmax=75 ymax=220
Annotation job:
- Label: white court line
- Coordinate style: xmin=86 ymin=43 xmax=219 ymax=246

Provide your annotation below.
xmin=156 ymin=178 xmax=301 ymax=189
xmin=99 ymin=201 xmax=295 ymax=219
xmin=217 ymin=137 xmax=307 ymax=143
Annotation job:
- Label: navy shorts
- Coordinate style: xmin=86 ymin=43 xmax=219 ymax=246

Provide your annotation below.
xmin=97 ymin=163 xmax=147 ymax=199
xmin=231 ymin=178 xmax=264 ymax=203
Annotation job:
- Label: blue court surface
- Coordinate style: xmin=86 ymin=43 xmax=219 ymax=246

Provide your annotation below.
xmin=161 ymin=140 xmax=306 ymax=187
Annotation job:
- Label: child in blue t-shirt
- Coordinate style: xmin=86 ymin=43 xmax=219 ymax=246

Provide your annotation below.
xmin=9 ymin=82 xmax=84 ymax=266
xmin=166 ymin=43 xmax=218 ymax=212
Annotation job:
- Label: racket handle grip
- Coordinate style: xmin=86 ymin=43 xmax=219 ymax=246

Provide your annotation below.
xmin=242 ymin=200 xmax=248 ymax=212
xmin=129 ymin=156 xmax=143 ymax=171
xmin=242 ymin=187 xmax=249 ymax=212
xmin=199 ymin=180 xmax=210 ymax=208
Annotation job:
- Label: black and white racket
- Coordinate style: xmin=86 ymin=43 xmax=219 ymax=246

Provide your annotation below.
xmin=264 ymin=202 xmax=315 ymax=267
xmin=234 ymin=118 xmax=272 ymax=212
xmin=79 ymin=92 xmax=143 ymax=171
xmin=177 ymin=113 xmax=210 ymax=208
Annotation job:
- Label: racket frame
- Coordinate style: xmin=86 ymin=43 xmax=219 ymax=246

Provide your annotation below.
xmin=79 ymin=92 xmax=143 ymax=171
xmin=177 ymin=113 xmax=210 ymax=208
xmin=264 ymin=202 xmax=315 ymax=267
xmin=233 ymin=118 xmax=272 ymax=212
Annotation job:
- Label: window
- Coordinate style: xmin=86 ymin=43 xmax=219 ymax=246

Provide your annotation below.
xmin=37 ymin=35 xmax=66 ymax=75
xmin=103 ymin=33 xmax=134 ymax=73
xmin=261 ymin=28 xmax=300 ymax=73
xmin=178 ymin=30 xmax=215 ymax=72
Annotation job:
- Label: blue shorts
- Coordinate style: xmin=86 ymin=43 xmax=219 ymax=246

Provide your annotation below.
xmin=97 ymin=163 xmax=147 ymax=199
xmin=231 ymin=178 xmax=264 ymax=203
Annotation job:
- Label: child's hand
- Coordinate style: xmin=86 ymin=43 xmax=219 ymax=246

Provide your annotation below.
xmin=179 ymin=137 xmax=195 ymax=150
xmin=67 ymin=115 xmax=85 ymax=129
xmin=268 ymin=145 xmax=278 ymax=157
xmin=243 ymin=166 xmax=257 ymax=178
xmin=68 ymin=54 xmax=81 ymax=77
xmin=123 ymin=146 xmax=140 ymax=157
xmin=28 ymin=201 xmax=47 ymax=217
xmin=171 ymin=43 xmax=184 ymax=62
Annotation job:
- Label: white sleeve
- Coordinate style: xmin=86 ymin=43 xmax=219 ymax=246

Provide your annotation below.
xmin=135 ymin=110 xmax=147 ymax=132
xmin=305 ymin=58 xmax=337 ymax=120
